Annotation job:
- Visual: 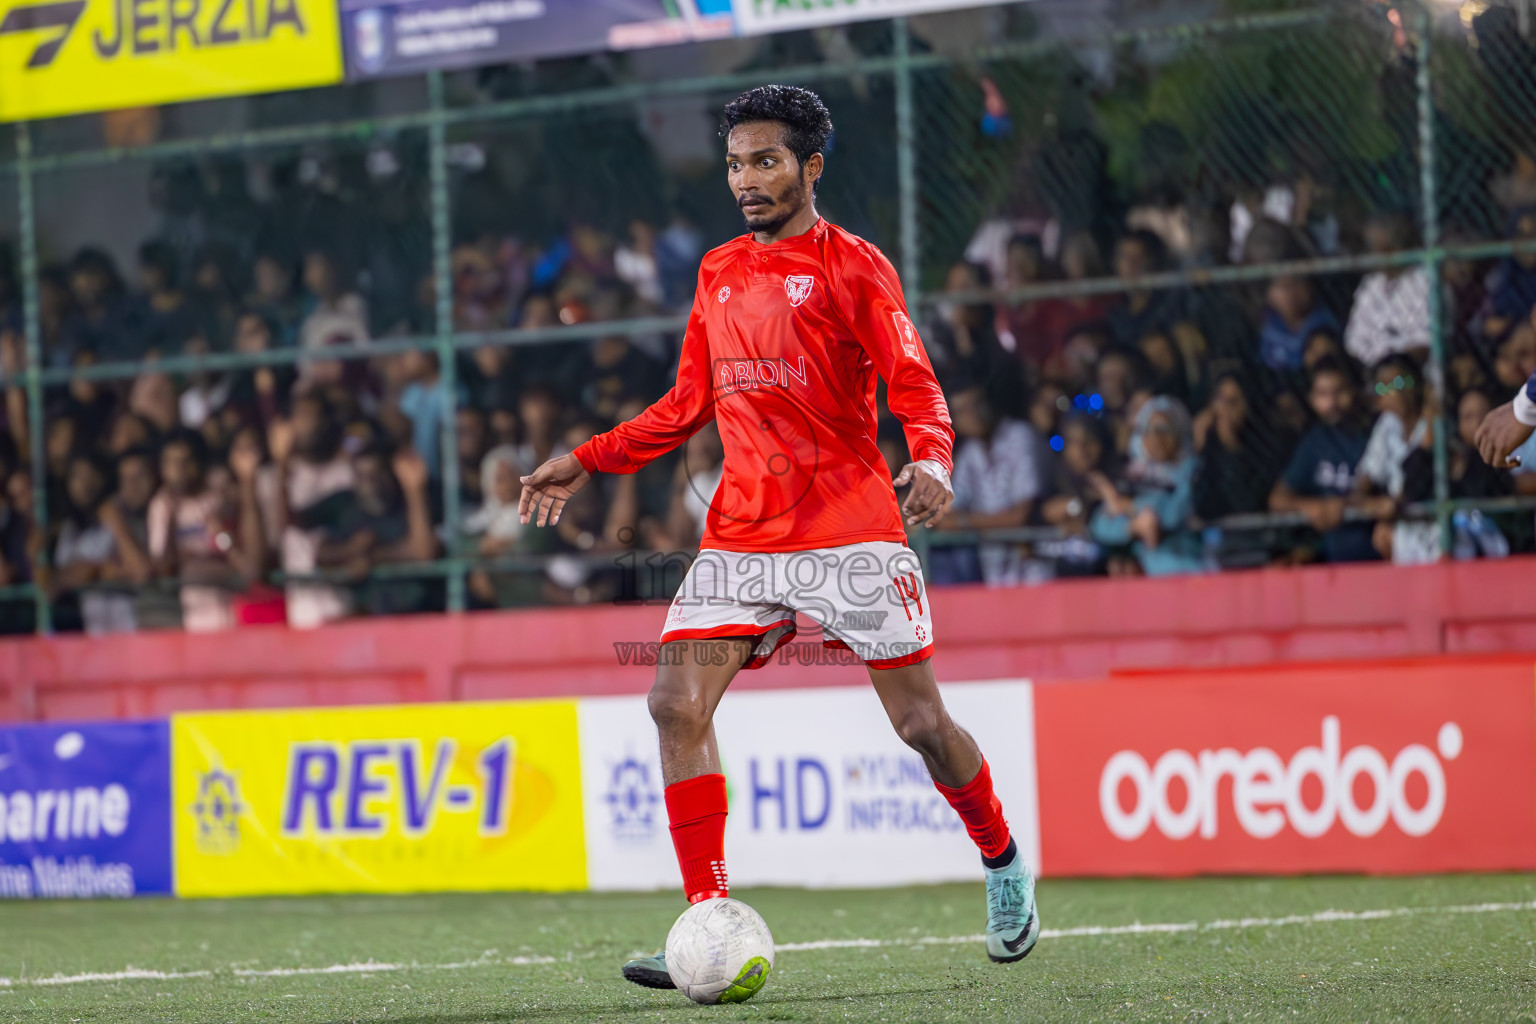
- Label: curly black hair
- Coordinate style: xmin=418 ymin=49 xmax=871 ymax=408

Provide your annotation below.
xmin=720 ymin=85 xmax=834 ymax=183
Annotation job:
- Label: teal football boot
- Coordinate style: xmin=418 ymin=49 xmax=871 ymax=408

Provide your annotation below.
xmin=621 ymin=950 xmax=675 ymax=989
xmin=984 ymin=839 xmax=1040 ymax=963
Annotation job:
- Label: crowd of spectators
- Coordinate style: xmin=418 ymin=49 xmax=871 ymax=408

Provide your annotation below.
xmin=3 ymin=19 xmax=1536 ymax=632
xmin=925 ymin=201 xmax=1536 ymax=585
xmin=0 ymin=146 xmax=730 ymax=634
xmin=1 ymin=176 xmax=1532 ymax=635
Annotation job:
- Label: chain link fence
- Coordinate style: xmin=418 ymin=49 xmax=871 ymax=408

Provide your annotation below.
xmin=0 ymin=0 xmax=1532 ymax=636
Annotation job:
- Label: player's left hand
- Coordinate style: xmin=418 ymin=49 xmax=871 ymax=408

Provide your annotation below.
xmin=520 ymin=453 xmax=592 ymax=527
xmin=893 ymin=459 xmax=954 ymax=528
xmin=1476 ymin=400 xmax=1534 ymax=468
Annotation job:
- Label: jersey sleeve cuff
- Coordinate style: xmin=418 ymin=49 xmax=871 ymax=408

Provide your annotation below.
xmin=1514 ymin=385 xmax=1536 ymax=427
xmin=572 ymin=439 xmax=605 ymax=475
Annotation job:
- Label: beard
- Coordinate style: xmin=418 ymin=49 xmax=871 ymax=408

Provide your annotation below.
xmin=740 ymin=179 xmax=809 ymax=235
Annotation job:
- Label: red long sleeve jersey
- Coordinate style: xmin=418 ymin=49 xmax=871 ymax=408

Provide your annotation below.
xmin=573 ymin=218 xmax=954 ymax=553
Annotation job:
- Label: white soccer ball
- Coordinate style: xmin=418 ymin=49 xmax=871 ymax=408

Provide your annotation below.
xmin=664 ymin=897 xmax=775 ymax=1004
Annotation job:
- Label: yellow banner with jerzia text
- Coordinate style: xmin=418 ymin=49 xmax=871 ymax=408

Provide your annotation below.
xmin=0 ymin=0 xmax=341 ymax=121
xmin=172 ymin=701 xmax=587 ymax=897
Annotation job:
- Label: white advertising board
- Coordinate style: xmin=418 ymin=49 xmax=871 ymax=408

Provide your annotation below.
xmin=579 ymin=681 xmax=1038 ymax=892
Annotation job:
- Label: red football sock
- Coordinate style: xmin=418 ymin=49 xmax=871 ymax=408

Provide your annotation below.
xmin=933 ymin=759 xmax=1013 ymax=861
xmin=665 ymin=773 xmax=729 ymax=903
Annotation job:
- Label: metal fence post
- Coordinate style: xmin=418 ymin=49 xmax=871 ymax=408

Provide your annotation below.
xmin=16 ymin=123 xmax=50 ymax=635
xmin=894 ymin=15 xmax=931 ymax=576
xmin=894 ymin=16 xmax=920 ymax=297
xmin=428 ymin=71 xmax=466 ymax=613
xmin=1414 ymin=5 xmax=1449 ymax=557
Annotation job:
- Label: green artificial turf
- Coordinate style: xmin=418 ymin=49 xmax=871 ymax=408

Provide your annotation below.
xmin=2 ymin=874 xmax=1534 ymax=1022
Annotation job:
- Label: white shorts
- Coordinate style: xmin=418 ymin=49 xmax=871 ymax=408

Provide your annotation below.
xmin=659 ymin=540 xmax=934 ymax=671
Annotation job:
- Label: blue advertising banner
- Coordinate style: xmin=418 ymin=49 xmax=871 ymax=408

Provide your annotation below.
xmin=0 ymin=721 xmax=172 ymax=898
xmin=341 ymin=0 xmax=734 ymax=80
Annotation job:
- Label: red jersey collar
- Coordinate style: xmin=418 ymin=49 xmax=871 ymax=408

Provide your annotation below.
xmin=745 ymin=216 xmax=828 ymax=250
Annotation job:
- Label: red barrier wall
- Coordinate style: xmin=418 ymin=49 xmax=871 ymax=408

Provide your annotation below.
xmin=3 ymin=556 xmax=1535 ymax=722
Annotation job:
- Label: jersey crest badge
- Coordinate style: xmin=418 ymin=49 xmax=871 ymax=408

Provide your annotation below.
xmin=892 ymin=311 xmax=920 ymax=358
xmin=784 ymin=275 xmax=815 ymax=307
xmin=717 ymin=286 xmax=731 ymax=303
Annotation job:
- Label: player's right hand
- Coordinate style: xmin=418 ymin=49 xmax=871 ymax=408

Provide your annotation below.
xmin=1475 ymin=400 xmax=1534 ymax=469
xmin=519 ymin=453 xmax=592 ymax=527
xmin=893 ymin=458 xmax=954 ymax=529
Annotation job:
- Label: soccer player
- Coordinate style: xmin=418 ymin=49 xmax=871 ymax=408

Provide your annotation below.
xmin=1476 ymin=370 xmax=1536 ymax=469
xmin=519 ymin=85 xmax=1039 ymax=983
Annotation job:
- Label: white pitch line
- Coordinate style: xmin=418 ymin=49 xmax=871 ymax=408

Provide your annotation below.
xmin=0 ymin=969 xmax=213 ymax=987
xmin=435 ymin=956 xmax=558 ymax=969
xmin=232 ymin=955 xmax=557 ymax=978
xmin=0 ymin=957 xmax=555 ymax=989
xmin=234 ymin=963 xmax=404 ymax=978
xmin=4 ymin=898 xmax=1534 ymax=989
xmin=774 ymin=898 xmax=1536 ymax=951
xmin=1198 ymin=899 xmax=1536 ymax=934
